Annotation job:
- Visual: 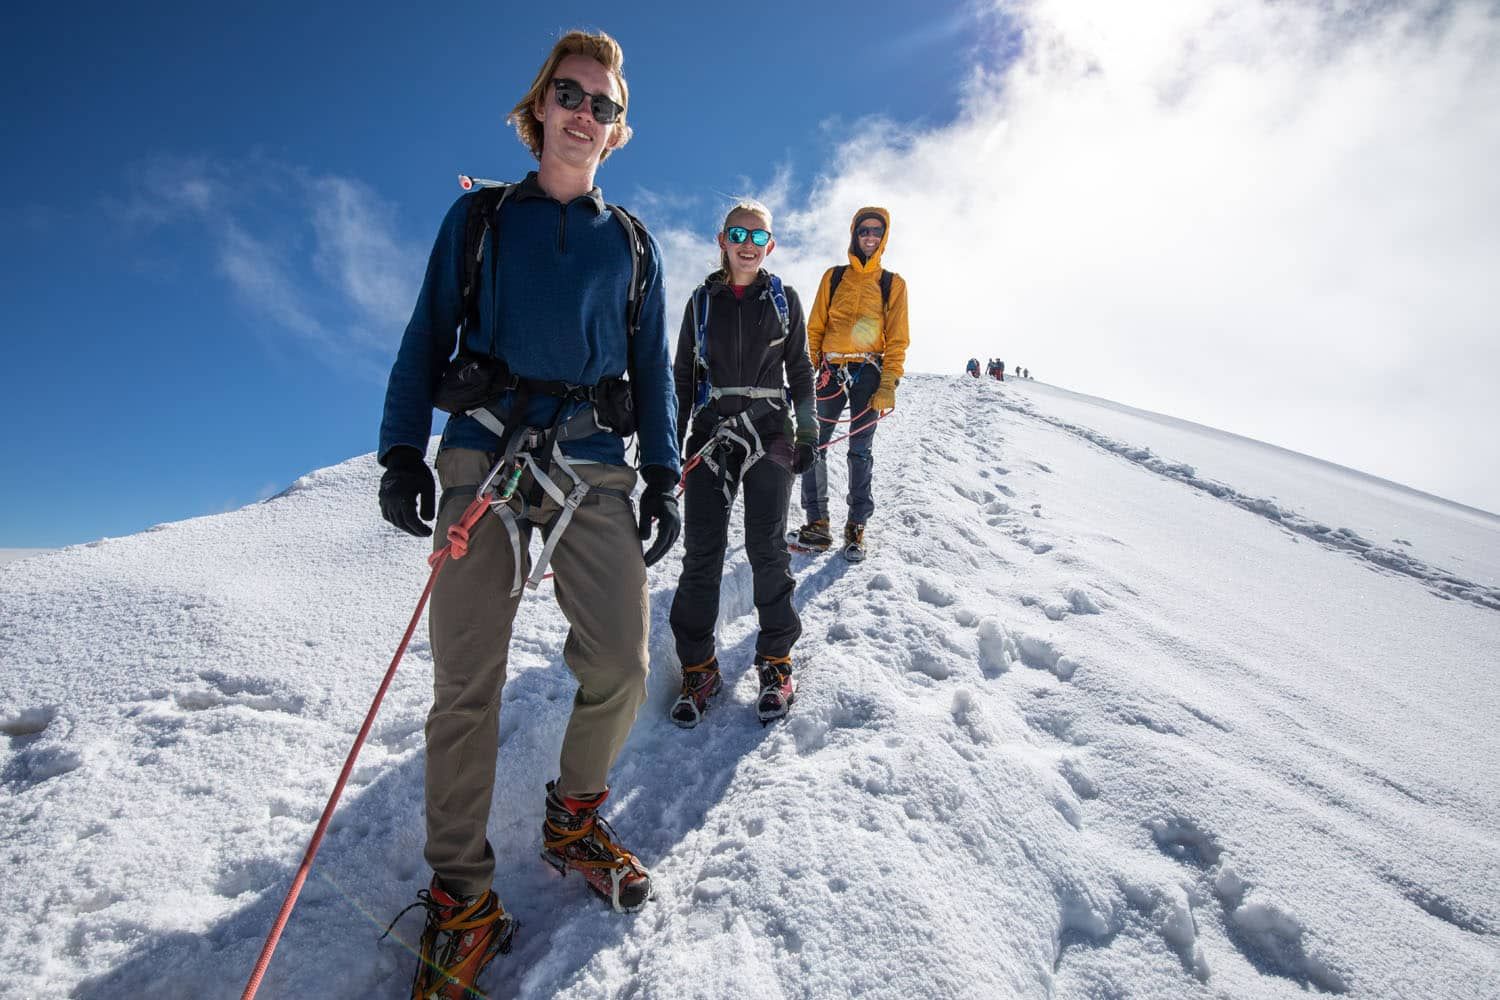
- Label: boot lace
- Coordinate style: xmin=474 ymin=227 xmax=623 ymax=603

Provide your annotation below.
xmin=384 ymin=887 xmax=512 ymax=997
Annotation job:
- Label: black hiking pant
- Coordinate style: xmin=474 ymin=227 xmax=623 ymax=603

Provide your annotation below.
xmin=670 ymin=439 xmax=801 ymax=667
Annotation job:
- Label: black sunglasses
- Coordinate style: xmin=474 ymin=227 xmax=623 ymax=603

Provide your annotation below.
xmin=855 ymin=225 xmax=885 ymax=239
xmin=725 ymin=226 xmax=772 ymax=247
xmin=552 ymin=78 xmax=625 ymax=125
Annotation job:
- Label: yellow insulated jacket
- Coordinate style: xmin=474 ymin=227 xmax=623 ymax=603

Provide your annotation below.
xmin=805 ymin=206 xmax=909 ymax=381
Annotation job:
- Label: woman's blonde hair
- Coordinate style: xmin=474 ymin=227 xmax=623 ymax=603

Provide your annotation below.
xmin=506 ymin=30 xmax=633 ymax=162
xmin=717 ymin=199 xmax=773 ymax=275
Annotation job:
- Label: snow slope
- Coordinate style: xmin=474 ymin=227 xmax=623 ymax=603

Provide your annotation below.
xmin=3 ymin=375 xmax=1497 ymax=999
xmin=0 ymin=550 xmax=51 ymax=568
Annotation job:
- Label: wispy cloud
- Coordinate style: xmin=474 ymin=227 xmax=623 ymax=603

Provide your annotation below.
xmin=121 ymin=155 xmax=423 ymax=381
xmin=655 ymin=0 xmax=1500 ymax=511
xmin=308 ymin=176 xmax=422 ymax=353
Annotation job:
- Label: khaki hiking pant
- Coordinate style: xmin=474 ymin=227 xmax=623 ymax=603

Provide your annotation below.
xmin=424 ymin=447 xmax=649 ymax=897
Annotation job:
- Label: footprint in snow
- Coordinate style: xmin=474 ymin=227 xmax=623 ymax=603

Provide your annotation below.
xmin=915 ymin=577 xmax=956 ymax=607
xmin=1 ymin=705 xmax=57 ymax=748
xmin=1150 ymin=819 xmax=1350 ymax=990
xmin=1225 ymin=896 xmax=1351 ymax=994
xmin=1379 ymin=871 xmax=1494 ymax=935
xmin=1150 ymin=816 xmax=1223 ymax=869
xmin=2 ymin=745 xmax=83 ymax=789
xmin=1012 ymin=632 xmax=1079 ymax=680
xmin=173 ymin=670 xmax=306 ymax=716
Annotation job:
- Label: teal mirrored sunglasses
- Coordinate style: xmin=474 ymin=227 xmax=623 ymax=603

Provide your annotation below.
xmin=725 ymin=226 xmax=772 ymax=247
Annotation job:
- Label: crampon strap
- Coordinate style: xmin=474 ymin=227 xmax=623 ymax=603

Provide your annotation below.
xmin=543 ymin=813 xmax=650 ymax=912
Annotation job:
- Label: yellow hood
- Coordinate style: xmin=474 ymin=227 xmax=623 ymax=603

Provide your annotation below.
xmin=847 ymin=207 xmax=890 ymax=272
xmin=805 ymin=205 xmax=908 ymax=381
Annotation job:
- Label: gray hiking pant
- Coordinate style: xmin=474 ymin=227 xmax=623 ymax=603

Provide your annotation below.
xmin=424 ymin=448 xmax=649 ymax=898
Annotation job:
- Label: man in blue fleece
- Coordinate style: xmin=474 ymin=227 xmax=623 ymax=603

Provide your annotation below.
xmin=376 ymin=29 xmax=678 ymax=996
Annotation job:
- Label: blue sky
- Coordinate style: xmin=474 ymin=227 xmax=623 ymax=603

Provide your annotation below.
xmin=0 ymin=1 xmax=1009 ymax=547
xmin=6 ymin=1 xmax=1499 ymax=548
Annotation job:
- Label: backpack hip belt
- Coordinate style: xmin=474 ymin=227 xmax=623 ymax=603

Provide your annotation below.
xmin=434 ymin=353 xmax=636 ymax=439
xmin=466 ymin=395 xmax=617 ymax=447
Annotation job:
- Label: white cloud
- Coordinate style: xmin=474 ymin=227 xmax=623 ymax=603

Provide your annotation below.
xmin=123 ymin=157 xmax=422 ymax=380
xmin=219 ymin=222 xmax=327 ymax=342
xmin=657 ymin=0 xmax=1500 ymax=511
xmin=309 ymin=176 xmax=423 ymax=351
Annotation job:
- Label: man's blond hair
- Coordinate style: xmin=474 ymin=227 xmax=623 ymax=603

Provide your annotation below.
xmin=507 ymin=30 xmax=633 ymax=162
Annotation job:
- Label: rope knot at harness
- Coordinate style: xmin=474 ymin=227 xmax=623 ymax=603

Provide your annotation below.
xmin=429 ymin=494 xmax=494 ymax=567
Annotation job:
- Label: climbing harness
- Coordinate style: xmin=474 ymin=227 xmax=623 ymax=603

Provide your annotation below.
xmin=678 ymin=275 xmax=794 ymax=502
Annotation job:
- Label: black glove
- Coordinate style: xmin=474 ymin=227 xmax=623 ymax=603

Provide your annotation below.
xmin=791 ymin=441 xmax=817 ymax=475
xmin=637 ymin=464 xmax=681 ymax=567
xmin=378 ymin=446 xmax=435 ymax=537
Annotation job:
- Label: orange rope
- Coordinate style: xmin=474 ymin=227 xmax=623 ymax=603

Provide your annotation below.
xmin=241 ymin=495 xmax=491 ymax=999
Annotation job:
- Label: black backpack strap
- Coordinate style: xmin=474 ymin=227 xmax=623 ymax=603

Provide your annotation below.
xmin=460 ymin=184 xmax=513 ymax=355
xmin=828 ymin=265 xmax=893 ymax=306
xmin=608 ymin=203 xmax=650 ymax=339
xmin=827 ymin=265 xmax=848 ymax=304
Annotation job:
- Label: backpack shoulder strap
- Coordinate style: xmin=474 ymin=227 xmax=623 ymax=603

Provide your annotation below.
xmin=460 ymin=184 xmax=514 ymax=352
xmin=826 ymin=266 xmax=893 ymax=308
xmin=691 ymin=283 xmax=713 ymax=409
xmin=608 ymin=203 xmax=651 ymax=339
xmin=766 ymin=274 xmax=790 ymax=337
xmin=827 ymin=265 xmax=848 ymax=304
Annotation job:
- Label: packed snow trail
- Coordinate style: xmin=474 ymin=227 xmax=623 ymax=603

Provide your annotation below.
xmin=3 ymin=375 xmax=1498 ymax=998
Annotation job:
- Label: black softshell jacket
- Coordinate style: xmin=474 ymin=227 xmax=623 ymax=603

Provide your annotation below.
xmin=673 ymin=270 xmax=816 ymax=455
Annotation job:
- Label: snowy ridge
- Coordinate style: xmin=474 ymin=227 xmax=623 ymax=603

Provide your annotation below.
xmin=989 ymin=389 xmax=1500 ymax=612
xmin=3 ymin=375 xmax=1498 ymax=998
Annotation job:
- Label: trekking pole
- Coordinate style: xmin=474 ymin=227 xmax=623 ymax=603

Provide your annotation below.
xmin=241 ymin=479 xmax=503 ymax=999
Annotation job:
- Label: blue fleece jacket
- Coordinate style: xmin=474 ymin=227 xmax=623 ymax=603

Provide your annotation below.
xmin=379 ymin=172 xmax=679 ymax=474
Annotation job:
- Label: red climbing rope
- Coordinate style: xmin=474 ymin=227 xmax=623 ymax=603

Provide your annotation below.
xmin=240 ymin=493 xmax=493 ymax=999
xmin=675 ymin=398 xmax=896 ymax=498
xmin=816 ymin=407 xmax=893 ymax=449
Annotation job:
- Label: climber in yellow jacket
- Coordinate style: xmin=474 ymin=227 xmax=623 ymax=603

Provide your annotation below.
xmin=792 ymin=206 xmax=909 ymax=562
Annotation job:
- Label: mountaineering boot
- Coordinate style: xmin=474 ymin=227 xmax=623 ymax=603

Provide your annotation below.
xmin=842 ymin=522 xmax=867 ymax=563
xmin=540 ymin=781 xmax=653 ymax=911
xmin=792 ymin=518 xmax=833 ymax=552
xmin=755 ymin=654 xmax=797 ymax=723
xmin=670 ymin=656 xmax=722 ymax=729
xmin=403 ymin=876 xmax=515 ymax=1000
